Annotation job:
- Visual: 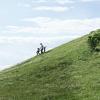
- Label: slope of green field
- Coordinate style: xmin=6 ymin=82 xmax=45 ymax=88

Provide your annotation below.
xmin=0 ymin=31 xmax=100 ymax=100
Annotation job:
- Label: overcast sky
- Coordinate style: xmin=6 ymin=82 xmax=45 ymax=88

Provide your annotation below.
xmin=0 ymin=0 xmax=100 ymax=70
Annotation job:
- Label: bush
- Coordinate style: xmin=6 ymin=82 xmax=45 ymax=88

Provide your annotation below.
xmin=88 ymin=29 xmax=100 ymax=52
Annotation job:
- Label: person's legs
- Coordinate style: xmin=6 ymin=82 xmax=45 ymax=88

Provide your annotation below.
xmin=41 ymin=49 xmax=43 ymax=54
xmin=44 ymin=47 xmax=46 ymax=52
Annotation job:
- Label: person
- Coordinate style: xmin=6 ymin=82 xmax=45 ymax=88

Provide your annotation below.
xmin=43 ymin=46 xmax=46 ymax=53
xmin=36 ymin=48 xmax=40 ymax=55
xmin=40 ymin=43 xmax=44 ymax=54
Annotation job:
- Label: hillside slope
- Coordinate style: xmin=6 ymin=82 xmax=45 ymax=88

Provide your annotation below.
xmin=0 ymin=31 xmax=100 ymax=100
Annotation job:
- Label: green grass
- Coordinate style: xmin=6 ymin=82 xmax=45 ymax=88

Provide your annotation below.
xmin=0 ymin=31 xmax=100 ymax=100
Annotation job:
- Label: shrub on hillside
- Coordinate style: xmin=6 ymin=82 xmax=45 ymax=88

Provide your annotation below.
xmin=88 ymin=29 xmax=100 ymax=52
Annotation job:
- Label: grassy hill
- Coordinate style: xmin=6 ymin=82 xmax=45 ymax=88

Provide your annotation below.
xmin=0 ymin=30 xmax=100 ymax=100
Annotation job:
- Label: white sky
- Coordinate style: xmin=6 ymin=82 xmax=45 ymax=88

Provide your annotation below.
xmin=0 ymin=0 xmax=100 ymax=70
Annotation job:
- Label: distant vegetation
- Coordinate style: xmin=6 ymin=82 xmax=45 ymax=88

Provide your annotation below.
xmin=88 ymin=29 xmax=100 ymax=52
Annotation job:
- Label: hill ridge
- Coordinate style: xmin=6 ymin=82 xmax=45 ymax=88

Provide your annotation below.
xmin=0 ymin=31 xmax=100 ymax=100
